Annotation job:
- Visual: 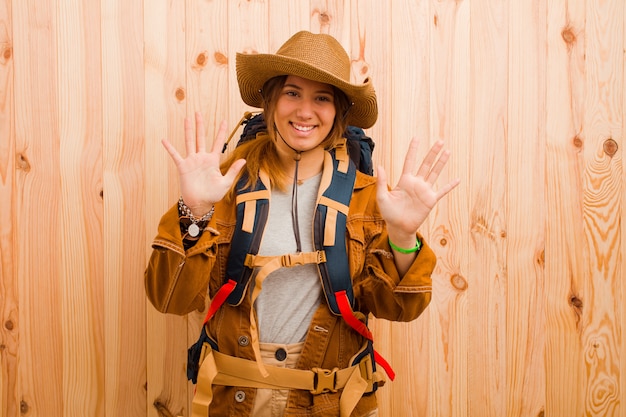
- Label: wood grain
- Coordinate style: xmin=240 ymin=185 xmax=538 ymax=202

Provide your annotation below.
xmin=144 ymin=1 xmax=189 ymax=417
xmin=580 ymin=1 xmax=624 ymax=415
xmin=102 ymin=0 xmax=147 ymax=415
xmin=467 ymin=1 xmax=508 ymax=416
xmin=0 ymin=0 xmax=15 ymax=415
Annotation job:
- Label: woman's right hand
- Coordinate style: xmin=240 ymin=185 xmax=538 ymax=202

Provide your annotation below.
xmin=162 ymin=112 xmax=246 ymax=216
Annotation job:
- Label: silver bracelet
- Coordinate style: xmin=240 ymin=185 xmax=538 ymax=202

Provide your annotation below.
xmin=178 ymin=197 xmax=215 ymax=237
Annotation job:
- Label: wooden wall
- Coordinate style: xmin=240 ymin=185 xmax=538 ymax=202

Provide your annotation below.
xmin=1 ymin=0 xmax=624 ymax=416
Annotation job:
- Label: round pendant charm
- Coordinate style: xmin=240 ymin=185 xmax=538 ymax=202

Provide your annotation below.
xmin=188 ymin=223 xmax=200 ymax=237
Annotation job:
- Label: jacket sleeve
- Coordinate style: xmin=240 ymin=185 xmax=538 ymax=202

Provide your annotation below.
xmin=348 ymin=179 xmax=436 ymax=322
xmin=144 ymin=203 xmax=218 ymax=315
xmin=354 ymin=231 xmax=435 ymax=322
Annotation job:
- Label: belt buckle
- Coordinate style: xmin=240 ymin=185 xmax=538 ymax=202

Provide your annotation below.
xmin=310 ymin=367 xmax=338 ymax=395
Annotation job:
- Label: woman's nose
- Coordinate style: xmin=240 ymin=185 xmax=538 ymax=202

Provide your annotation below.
xmin=295 ymin=98 xmax=314 ymax=119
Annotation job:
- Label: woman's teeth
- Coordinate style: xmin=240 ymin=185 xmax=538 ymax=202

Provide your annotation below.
xmin=293 ymin=123 xmax=314 ymax=132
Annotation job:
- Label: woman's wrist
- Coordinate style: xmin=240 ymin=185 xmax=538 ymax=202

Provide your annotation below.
xmin=178 ymin=197 xmax=215 ymax=238
xmin=388 ymin=237 xmax=422 ymax=254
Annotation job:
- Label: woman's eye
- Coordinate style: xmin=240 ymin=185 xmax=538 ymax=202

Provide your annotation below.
xmin=317 ymin=95 xmax=333 ymax=102
xmin=285 ymin=91 xmax=298 ymax=97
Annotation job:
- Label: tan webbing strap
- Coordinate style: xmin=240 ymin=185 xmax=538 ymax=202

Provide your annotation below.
xmin=192 ymin=343 xmax=219 ymax=417
xmin=324 ymin=208 xmax=338 ymax=247
xmin=244 ymin=251 xmax=326 ymax=269
xmin=247 ymin=250 xmax=327 ymax=378
xmin=318 ymin=196 xmax=349 ymax=247
xmin=192 ymin=346 xmax=373 ymax=417
xmin=235 ymin=189 xmax=271 ymax=233
xmin=335 ymin=138 xmax=350 ymax=174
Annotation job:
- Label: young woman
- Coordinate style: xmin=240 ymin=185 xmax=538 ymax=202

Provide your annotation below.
xmin=145 ymin=31 xmax=459 ymax=417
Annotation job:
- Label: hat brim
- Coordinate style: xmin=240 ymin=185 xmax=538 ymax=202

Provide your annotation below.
xmin=236 ymin=52 xmax=378 ymax=129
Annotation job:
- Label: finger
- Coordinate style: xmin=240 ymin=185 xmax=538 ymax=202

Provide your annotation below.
xmin=425 ymin=149 xmax=451 ymax=184
xmin=184 ymin=117 xmax=195 ymax=154
xmin=375 ymin=165 xmax=390 ymax=202
xmin=436 ymin=178 xmax=461 ymax=200
xmin=401 ymin=138 xmax=420 ymax=176
xmin=211 ymin=120 xmax=228 ymax=154
xmin=195 ymin=112 xmax=207 ymax=153
xmin=162 ymin=139 xmax=184 ymax=165
xmin=223 ymin=158 xmax=247 ymax=183
xmin=416 ymin=140 xmax=445 ymax=178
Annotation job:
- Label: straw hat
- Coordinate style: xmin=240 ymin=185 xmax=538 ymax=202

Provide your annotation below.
xmin=236 ymin=31 xmax=378 ymax=129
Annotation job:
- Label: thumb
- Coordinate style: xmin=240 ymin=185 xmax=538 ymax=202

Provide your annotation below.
xmin=224 ymin=159 xmax=247 ymax=184
xmin=376 ymin=165 xmax=389 ymax=203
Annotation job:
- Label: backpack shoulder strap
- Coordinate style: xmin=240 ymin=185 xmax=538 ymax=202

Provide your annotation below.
xmin=315 ymin=141 xmax=356 ymax=314
xmin=225 ymin=172 xmax=271 ymax=306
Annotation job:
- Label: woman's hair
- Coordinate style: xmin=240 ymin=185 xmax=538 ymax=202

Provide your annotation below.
xmin=221 ymin=75 xmax=352 ymax=196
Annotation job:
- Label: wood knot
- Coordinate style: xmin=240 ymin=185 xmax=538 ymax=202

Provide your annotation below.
xmin=537 ymin=249 xmax=545 ymax=267
xmin=5 ymin=320 xmax=14 ymax=331
xmin=2 ymin=46 xmax=12 ymax=61
xmin=20 ymin=400 xmax=29 ymax=414
xmin=319 ymin=12 xmax=331 ymax=24
xmin=153 ymin=400 xmax=174 ymax=417
xmin=439 ymin=238 xmax=447 ymax=246
xmin=561 ymin=27 xmax=576 ymax=45
xmin=214 ymin=51 xmax=228 ymax=66
xmin=603 ymin=138 xmax=618 ymax=157
xmin=16 ymin=153 xmax=31 ymax=172
xmin=175 ymin=88 xmax=185 ymax=102
xmin=572 ymin=135 xmax=583 ymax=149
xmin=569 ymin=295 xmax=583 ymax=309
xmin=450 ymin=274 xmax=468 ymax=291
xmin=196 ymin=52 xmax=208 ymax=67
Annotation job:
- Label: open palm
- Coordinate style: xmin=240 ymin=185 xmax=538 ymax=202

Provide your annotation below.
xmin=162 ymin=112 xmax=246 ymax=216
xmin=376 ymin=138 xmax=459 ymax=238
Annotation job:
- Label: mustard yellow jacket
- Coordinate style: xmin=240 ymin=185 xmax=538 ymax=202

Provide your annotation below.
xmin=145 ymin=162 xmax=436 ymax=416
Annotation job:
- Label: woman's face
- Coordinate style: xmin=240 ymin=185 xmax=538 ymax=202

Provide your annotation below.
xmin=272 ymin=75 xmax=337 ymax=155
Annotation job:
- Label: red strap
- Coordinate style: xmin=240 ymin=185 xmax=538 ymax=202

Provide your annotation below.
xmin=373 ymin=351 xmax=396 ymax=381
xmin=335 ymin=291 xmax=395 ymax=381
xmin=202 ymin=279 xmax=237 ymax=325
xmin=336 ymin=290 xmax=373 ymax=340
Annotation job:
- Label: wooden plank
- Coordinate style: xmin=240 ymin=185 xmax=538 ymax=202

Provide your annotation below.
xmin=56 ymin=0 xmax=104 ymax=414
xmin=467 ymin=0 xmax=508 ymax=416
xmin=622 ymin=4 xmax=626 ymax=416
xmin=101 ymin=0 xmax=147 ymax=415
xmin=426 ymin=0 xmax=471 ymax=416
xmin=12 ymin=1 xmax=64 ymax=415
xmin=144 ymin=0 xmax=189 ymax=416
xmin=580 ymin=0 xmax=624 ymax=415
xmin=227 ymin=0 xmax=269 ymax=135
xmin=506 ymin=1 xmax=547 ymax=416
xmin=545 ymin=1 xmax=586 ymax=414
xmin=271 ymin=0 xmax=309 ymax=45
xmin=0 ymin=0 xmax=16 ymax=415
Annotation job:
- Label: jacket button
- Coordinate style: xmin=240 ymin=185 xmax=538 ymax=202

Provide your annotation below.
xmin=238 ymin=336 xmax=250 ymax=346
xmin=275 ymin=347 xmax=287 ymax=361
xmin=234 ymin=390 xmax=246 ymax=402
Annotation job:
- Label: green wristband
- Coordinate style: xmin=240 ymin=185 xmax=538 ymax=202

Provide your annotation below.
xmin=389 ymin=237 xmax=422 ymax=254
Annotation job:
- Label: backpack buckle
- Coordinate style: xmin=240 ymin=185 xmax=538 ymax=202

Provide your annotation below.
xmin=310 ymin=367 xmax=338 ymax=395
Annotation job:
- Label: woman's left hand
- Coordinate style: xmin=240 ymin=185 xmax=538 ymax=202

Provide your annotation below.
xmin=376 ymin=138 xmax=460 ymax=245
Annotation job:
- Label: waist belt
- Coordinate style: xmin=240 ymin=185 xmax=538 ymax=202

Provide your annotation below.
xmin=191 ymin=343 xmax=385 ymax=417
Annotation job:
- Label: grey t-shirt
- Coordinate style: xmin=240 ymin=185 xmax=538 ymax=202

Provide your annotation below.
xmin=254 ymin=174 xmax=323 ymax=344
